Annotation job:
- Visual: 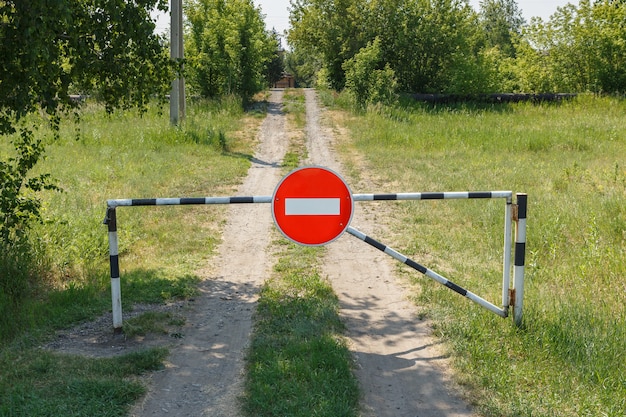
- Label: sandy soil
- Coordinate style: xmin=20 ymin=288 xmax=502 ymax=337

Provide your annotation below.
xmin=47 ymin=89 xmax=476 ymax=417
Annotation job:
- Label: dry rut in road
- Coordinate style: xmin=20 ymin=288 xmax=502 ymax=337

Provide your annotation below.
xmin=131 ymin=89 xmax=475 ymax=416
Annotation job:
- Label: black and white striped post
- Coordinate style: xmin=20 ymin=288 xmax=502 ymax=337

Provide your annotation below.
xmin=513 ymin=194 xmax=527 ymax=326
xmin=104 ymin=207 xmax=122 ymax=333
xmin=103 ymin=196 xmax=272 ymax=332
xmin=104 ymin=189 xmax=526 ymax=331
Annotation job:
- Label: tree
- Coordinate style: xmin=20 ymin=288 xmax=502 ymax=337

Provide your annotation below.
xmin=288 ymin=0 xmax=367 ymax=90
xmin=343 ymin=38 xmax=397 ymax=108
xmin=0 ymin=1 xmax=173 ymax=301
xmin=0 ymin=0 xmax=172 ymax=245
xmin=479 ymin=0 xmax=525 ymax=57
xmin=370 ymin=0 xmax=484 ymax=93
xmin=516 ymin=0 xmax=626 ymax=93
xmin=289 ymin=0 xmax=487 ymax=94
xmin=266 ymin=30 xmax=286 ymax=88
xmin=185 ymin=0 xmax=278 ymax=102
xmin=285 ymin=48 xmax=320 ymax=87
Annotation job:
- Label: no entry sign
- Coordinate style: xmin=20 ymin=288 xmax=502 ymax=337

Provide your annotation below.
xmin=272 ymin=166 xmax=354 ymax=245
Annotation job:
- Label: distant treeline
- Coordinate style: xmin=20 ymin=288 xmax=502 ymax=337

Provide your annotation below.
xmin=285 ymin=0 xmax=626 ymax=105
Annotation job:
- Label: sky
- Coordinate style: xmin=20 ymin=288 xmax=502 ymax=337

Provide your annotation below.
xmin=154 ymin=1 xmax=579 ymax=36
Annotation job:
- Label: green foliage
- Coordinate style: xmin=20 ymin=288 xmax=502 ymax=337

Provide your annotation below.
xmin=285 ymin=48 xmax=320 ymax=88
xmin=0 ymin=0 xmax=173 ymax=302
xmin=266 ymin=30 xmax=287 ymax=87
xmin=0 ymin=0 xmax=171 ymax=122
xmin=0 ymin=128 xmax=59 ymax=244
xmin=184 ymin=0 xmax=279 ymax=102
xmin=479 ymin=0 xmax=525 ymax=57
xmin=289 ymin=0 xmax=488 ymax=94
xmin=382 ymin=0 xmax=484 ymax=93
xmin=343 ymin=38 xmax=397 ymax=109
xmin=288 ymin=0 xmax=626 ymax=94
xmin=288 ymin=0 xmax=367 ymax=90
xmin=511 ymin=0 xmax=626 ymax=93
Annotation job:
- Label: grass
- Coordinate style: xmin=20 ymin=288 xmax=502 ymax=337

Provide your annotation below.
xmin=243 ymin=240 xmax=359 ymax=417
xmin=243 ymin=89 xmax=360 ymax=417
xmin=280 ymin=88 xmax=308 ymax=169
xmin=322 ymin=92 xmax=626 ymax=416
xmin=0 ymin=347 xmax=168 ymax=417
xmin=0 ymin=96 xmax=260 ymax=415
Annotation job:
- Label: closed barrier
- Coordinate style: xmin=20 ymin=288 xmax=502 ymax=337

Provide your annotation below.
xmin=104 ymin=167 xmax=527 ymax=332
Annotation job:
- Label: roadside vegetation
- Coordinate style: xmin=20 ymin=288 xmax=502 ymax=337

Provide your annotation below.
xmin=322 ymin=91 xmax=626 ymax=416
xmin=0 ymin=98 xmax=260 ymax=415
xmin=288 ymin=0 xmax=626 ymax=96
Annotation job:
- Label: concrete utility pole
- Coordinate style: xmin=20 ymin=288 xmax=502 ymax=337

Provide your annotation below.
xmin=170 ymin=0 xmax=185 ymax=125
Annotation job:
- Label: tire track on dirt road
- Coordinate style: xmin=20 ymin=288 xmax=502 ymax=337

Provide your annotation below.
xmin=131 ymin=90 xmax=288 ymax=417
xmin=303 ymin=88 xmax=475 ymax=417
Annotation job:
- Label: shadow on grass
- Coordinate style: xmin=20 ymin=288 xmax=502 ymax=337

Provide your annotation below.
xmin=0 ymin=268 xmax=202 ymax=346
xmin=119 ymin=268 xmax=201 ymax=307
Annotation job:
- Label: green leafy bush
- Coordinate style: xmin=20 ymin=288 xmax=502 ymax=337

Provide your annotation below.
xmin=343 ymin=38 xmax=397 ymax=109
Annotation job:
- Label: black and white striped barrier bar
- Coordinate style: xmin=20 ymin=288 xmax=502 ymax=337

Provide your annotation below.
xmin=346 ymin=226 xmax=508 ymax=318
xmin=103 ymin=196 xmax=272 ymax=331
xmin=352 ymin=191 xmax=513 ymax=201
xmin=356 ymin=191 xmax=516 ymax=316
xmin=107 ymin=196 xmax=272 ymax=207
xmin=107 ymin=191 xmax=513 ymax=208
xmin=513 ymin=194 xmax=527 ymax=326
xmin=104 ymin=207 xmax=122 ymax=333
xmin=104 ymin=190 xmax=522 ymax=331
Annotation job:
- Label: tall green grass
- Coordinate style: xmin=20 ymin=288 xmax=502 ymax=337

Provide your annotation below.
xmin=0 ymin=97 xmax=258 ymax=415
xmin=0 ymin=97 xmax=256 ymax=341
xmin=326 ymin=93 xmax=626 ymax=416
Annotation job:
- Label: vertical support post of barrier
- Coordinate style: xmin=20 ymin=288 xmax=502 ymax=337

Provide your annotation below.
xmin=502 ymin=196 xmax=513 ymax=313
xmin=104 ymin=207 xmax=123 ymax=333
xmin=513 ymin=193 xmax=527 ymax=327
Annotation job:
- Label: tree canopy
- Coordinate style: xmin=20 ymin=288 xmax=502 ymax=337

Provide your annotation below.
xmin=0 ymin=0 xmax=172 ymax=243
xmin=184 ymin=0 xmax=284 ymax=102
xmin=287 ymin=0 xmax=626 ymax=96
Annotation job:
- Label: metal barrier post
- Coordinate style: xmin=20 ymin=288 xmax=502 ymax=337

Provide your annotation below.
xmin=513 ymin=194 xmax=527 ymax=326
xmin=502 ymin=196 xmax=513 ymax=313
xmin=104 ymin=207 xmax=123 ymax=333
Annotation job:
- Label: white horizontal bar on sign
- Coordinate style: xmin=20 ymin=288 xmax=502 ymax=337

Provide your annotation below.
xmin=285 ymin=198 xmax=340 ymax=215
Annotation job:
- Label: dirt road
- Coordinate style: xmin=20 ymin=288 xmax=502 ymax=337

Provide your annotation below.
xmin=129 ymin=89 xmax=475 ymax=416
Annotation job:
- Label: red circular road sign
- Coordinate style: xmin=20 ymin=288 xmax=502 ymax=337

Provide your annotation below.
xmin=272 ymin=166 xmax=354 ymax=246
